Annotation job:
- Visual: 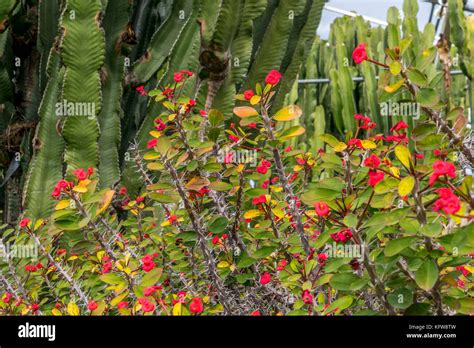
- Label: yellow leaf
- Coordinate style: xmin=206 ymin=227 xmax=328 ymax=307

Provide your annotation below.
xmin=51 ymin=308 xmax=62 ymax=316
xmin=96 ymin=190 xmax=115 ymax=216
xmin=149 ymin=130 xmax=161 ymax=138
xmin=67 ymin=302 xmax=80 ymax=316
xmin=185 ymin=177 xmax=210 ymax=191
xmin=143 ymin=151 xmax=160 ymax=160
xmin=384 ymin=78 xmax=405 ymax=93
xmin=250 ymin=95 xmax=261 ymax=105
xmin=147 ymin=162 xmax=163 ymax=171
xmin=394 ymin=145 xmax=412 ymax=169
xmin=97 ymin=251 xmax=105 ymax=262
xmin=334 ymin=142 xmax=348 ymax=152
xmin=33 ymin=219 xmax=44 ymax=231
xmin=279 ymin=126 xmax=305 ymax=140
xmin=361 ymin=140 xmax=376 ymax=149
xmin=236 ymin=164 xmax=245 ymax=173
xmin=271 ymin=208 xmax=285 ymax=219
xmin=233 ymin=106 xmax=258 ymax=118
xmin=72 ymin=180 xmax=90 ymax=193
xmin=172 ymin=302 xmax=182 ymax=316
xmin=273 ymin=105 xmax=302 ymax=121
xmin=111 ymin=291 xmax=129 ymax=306
xmin=398 ymin=176 xmax=415 ymax=197
xmin=217 ymin=261 xmax=230 ymax=269
xmin=390 ymin=166 xmax=400 ymax=178
xmin=243 ymin=210 xmax=262 ymax=219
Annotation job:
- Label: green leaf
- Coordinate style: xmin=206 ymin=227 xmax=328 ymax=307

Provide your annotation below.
xmin=329 ymin=273 xmax=366 ymax=291
xmin=384 ymin=237 xmax=416 ymax=256
xmin=389 ymin=61 xmax=402 ymax=75
xmin=323 ymin=295 xmax=353 ymax=314
xmin=208 ymin=217 xmax=229 ymax=234
xmin=273 ymin=105 xmax=302 ymax=121
xmin=416 ymin=88 xmax=439 ymax=107
xmin=100 ymin=273 xmax=125 ymax=285
xmin=253 ymin=246 xmax=276 ymax=259
xmin=415 ymin=259 xmax=438 ymax=291
xmin=406 ymin=68 xmax=427 ymax=87
xmin=387 ymin=288 xmax=413 ymax=309
xmin=141 ymin=268 xmax=163 ymax=287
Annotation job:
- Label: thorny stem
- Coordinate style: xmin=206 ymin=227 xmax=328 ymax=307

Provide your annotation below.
xmin=163 ymin=157 xmax=233 ymax=314
xmin=411 ymin=174 xmax=444 ymax=315
xmin=31 ymin=233 xmax=89 ymax=307
xmin=401 ymin=69 xmax=473 ymax=163
xmin=260 ymin=104 xmax=311 ymax=256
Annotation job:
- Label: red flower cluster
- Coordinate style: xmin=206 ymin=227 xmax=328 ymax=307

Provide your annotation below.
xmin=259 ymin=272 xmax=271 ymax=285
xmin=72 ymin=167 xmax=93 ymax=181
xmin=429 ymin=160 xmax=456 ymax=186
xmin=352 ymin=43 xmax=368 ymax=64
xmin=144 ymin=285 xmax=161 ymax=297
xmin=244 ymin=90 xmax=254 ymax=101
xmin=19 ymin=217 xmax=30 ymax=228
xmin=88 ymin=300 xmax=98 ymax=311
xmin=354 ymin=114 xmax=376 ymax=130
xmin=141 ymin=254 xmax=157 ymax=272
xmin=252 ymin=194 xmax=267 ymax=205
xmin=276 ymin=259 xmax=287 ymax=271
xmin=154 ymin=118 xmax=166 ymax=131
xmin=229 ymin=134 xmax=239 ymax=143
xmin=390 ymin=120 xmax=408 ymax=133
xmin=147 ymin=138 xmax=157 ymax=149
xmin=433 ymin=188 xmax=461 ymax=215
xmin=265 ymin=70 xmax=282 ymax=85
xmin=330 ymin=228 xmax=353 ymax=243
xmin=364 ymin=155 xmax=380 ymax=169
xmin=302 ymin=290 xmax=313 ymax=304
xmin=136 ymin=86 xmax=147 ymax=96
xmin=368 ymin=170 xmax=384 ymax=186
xmin=256 ymin=159 xmax=271 ymax=174
xmin=189 ymin=297 xmax=204 ymax=314
xmin=52 ymin=179 xmax=74 ymax=198
xmin=138 ymin=298 xmax=155 ymax=312
xmin=314 ymin=201 xmax=330 ymax=217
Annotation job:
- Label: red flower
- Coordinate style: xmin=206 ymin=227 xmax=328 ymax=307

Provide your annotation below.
xmin=154 ymin=118 xmax=166 ymax=131
xmin=252 ymin=194 xmax=266 ymax=205
xmin=348 ymin=138 xmax=363 ymax=149
xmin=31 ymin=303 xmax=39 ymax=312
xmin=19 ymin=218 xmax=30 ymax=228
xmin=144 ymin=286 xmax=157 ymax=297
xmin=36 ymin=262 xmax=43 ymax=269
xmin=368 ymin=170 xmax=384 ymax=186
xmin=261 ymin=180 xmax=270 ymax=189
xmin=117 ymin=301 xmax=128 ymax=309
xmin=433 ymin=188 xmax=461 ymax=215
xmin=141 ymin=254 xmax=156 ymax=272
xmin=247 ymin=123 xmax=257 ymax=128
xmin=390 ymin=121 xmax=409 ymax=133
xmin=136 ymin=196 xmax=145 ymax=203
xmin=251 ymin=310 xmax=261 ymax=316
xmin=229 ymin=134 xmax=239 ymax=143
xmin=265 ymin=70 xmax=282 ymax=85
xmin=302 ymin=290 xmax=313 ymax=304
xmin=318 ymin=253 xmax=328 ymax=263
xmin=119 ymin=186 xmax=127 ymax=195
xmin=2 ymin=293 xmax=12 ymax=303
xmin=330 ymin=228 xmax=353 ymax=243
xmin=101 ymin=262 xmax=112 ymax=274
xmin=180 ymin=69 xmax=193 ymax=77
xmin=314 ymin=201 xmax=330 ymax=217
xmin=56 ymin=248 xmax=67 ymax=255
xmin=138 ymin=298 xmax=155 ymax=313
xmin=173 ymin=72 xmax=184 ymax=83
xmin=244 ymin=90 xmax=255 ymax=101
xmin=199 ymin=110 xmax=207 ymax=117
xmin=72 ymin=168 xmax=88 ymax=181
xmin=364 ymin=155 xmax=381 ymax=169
xmin=87 ymin=300 xmax=98 ymax=311
xmin=259 ymin=272 xmax=271 ymax=285
xmin=415 ymin=153 xmax=424 ymax=159
xmin=276 ymin=259 xmax=287 ymax=271
xmin=261 ymin=160 xmax=271 ymax=167
xmin=189 ymin=297 xmax=204 ymax=314
xmin=256 ymin=165 xmax=268 ymax=174
xmin=136 ymin=86 xmax=147 ymax=96
xmin=51 ymin=186 xmax=61 ymax=198
xmin=352 ymin=43 xmax=368 ymax=64
xmin=57 ymin=180 xmax=69 ymax=189
xmin=429 ymin=160 xmax=456 ymax=186
xmin=284 ymin=146 xmax=293 ymax=152
xmin=147 ymin=138 xmax=157 ymax=149
xmin=211 ymin=236 xmax=220 ymax=245
xmin=168 ymin=214 xmax=177 ymax=224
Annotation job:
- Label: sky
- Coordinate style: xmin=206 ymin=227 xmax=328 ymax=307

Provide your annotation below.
xmin=317 ymin=0 xmax=437 ymax=38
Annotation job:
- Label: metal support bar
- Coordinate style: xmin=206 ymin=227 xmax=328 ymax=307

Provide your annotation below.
xmin=297 ymin=70 xmax=465 ymax=84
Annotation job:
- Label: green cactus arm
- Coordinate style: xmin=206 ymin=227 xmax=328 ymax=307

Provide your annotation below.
xmin=132 ymin=0 xmax=194 ymax=83
xmin=23 ymin=58 xmax=65 ymax=219
xmin=60 ymin=0 xmax=105 ymax=173
xmin=244 ymin=0 xmax=306 ymax=88
xmin=272 ymin=0 xmax=325 ymax=111
xmin=97 ymin=0 xmax=130 ymax=188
